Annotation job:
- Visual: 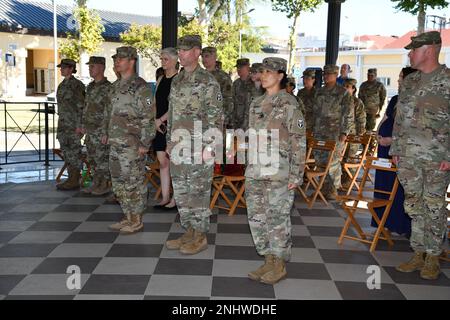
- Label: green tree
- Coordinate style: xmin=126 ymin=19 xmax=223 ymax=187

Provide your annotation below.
xmin=391 ymin=0 xmax=449 ymax=34
xmin=270 ymin=0 xmax=322 ymax=73
xmin=120 ymin=24 xmax=162 ymax=67
xmin=59 ymin=0 xmax=105 ymax=62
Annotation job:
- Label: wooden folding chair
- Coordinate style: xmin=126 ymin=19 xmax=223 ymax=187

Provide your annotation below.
xmin=440 ymin=189 xmax=450 ymax=262
xmin=297 ymin=139 xmax=336 ymax=208
xmin=53 ymin=148 xmax=91 ymax=185
xmin=341 ymin=133 xmax=372 ymax=195
xmin=337 ymin=157 xmax=399 ymax=252
xmin=210 ymin=174 xmax=246 ymax=216
xmin=144 ymin=160 xmax=163 ymax=200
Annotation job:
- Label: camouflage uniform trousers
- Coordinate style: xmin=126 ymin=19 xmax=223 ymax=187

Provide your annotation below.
xmin=245 ymin=178 xmax=293 ymax=261
xmin=109 ymin=143 xmax=147 ymax=216
xmin=58 ymin=133 xmax=81 ymax=170
xmin=85 ymin=131 xmax=111 ymax=183
xmin=396 ymin=158 xmax=449 ymax=256
xmin=342 ymin=143 xmax=360 ymax=183
xmin=314 ymin=140 xmax=345 ymax=194
xmin=365 ymin=113 xmax=377 ymax=132
xmin=170 ymin=163 xmax=214 ymax=233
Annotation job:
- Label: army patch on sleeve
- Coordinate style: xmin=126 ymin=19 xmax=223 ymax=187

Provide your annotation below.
xmin=217 ymin=92 xmax=223 ymax=102
xmin=297 ymin=119 xmax=304 ymax=129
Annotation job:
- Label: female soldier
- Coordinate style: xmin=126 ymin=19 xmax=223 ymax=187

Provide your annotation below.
xmin=245 ymin=57 xmax=306 ymax=284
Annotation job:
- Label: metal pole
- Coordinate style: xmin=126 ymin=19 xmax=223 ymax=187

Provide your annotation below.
xmin=162 ymin=0 xmax=178 ymax=49
xmin=239 ymin=9 xmax=242 ymax=58
xmin=325 ymin=0 xmax=345 ymax=65
xmin=4 ymin=102 xmax=7 ymax=165
xmin=44 ymin=102 xmax=50 ymax=166
xmin=53 ymin=0 xmax=58 ymax=95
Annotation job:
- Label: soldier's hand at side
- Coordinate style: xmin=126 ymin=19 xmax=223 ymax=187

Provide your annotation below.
xmin=138 ymin=147 xmax=148 ymax=156
xmin=288 ymin=183 xmax=297 ymax=190
xmin=392 ymin=155 xmax=400 ymax=165
xmin=75 ymin=128 xmax=84 ymax=135
xmin=101 ymin=135 xmax=108 ymax=145
xmin=439 ymin=161 xmax=450 ymax=171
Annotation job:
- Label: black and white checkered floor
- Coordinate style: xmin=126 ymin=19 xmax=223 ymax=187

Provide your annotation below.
xmin=0 ymin=180 xmax=448 ymax=300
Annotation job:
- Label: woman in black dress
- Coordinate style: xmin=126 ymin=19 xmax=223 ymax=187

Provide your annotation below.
xmin=153 ymin=48 xmax=178 ymax=209
xmin=371 ymin=67 xmax=417 ymax=237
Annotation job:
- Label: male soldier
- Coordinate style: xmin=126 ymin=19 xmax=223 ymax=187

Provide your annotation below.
xmin=103 ymin=46 xmax=155 ymax=234
xmin=165 ymin=35 xmax=223 ymax=255
xmin=202 ymin=47 xmax=233 ymax=130
xmin=81 ymin=56 xmax=112 ymax=195
xmin=297 ymin=69 xmax=316 ymax=133
xmin=359 ymin=68 xmax=386 ymax=131
xmin=232 ymin=58 xmax=253 ymax=131
xmin=249 ymin=62 xmax=265 ymax=104
xmin=341 ymin=78 xmax=366 ymax=189
xmin=337 ymin=63 xmax=351 ymax=86
xmin=56 ymin=59 xmax=85 ymax=190
xmin=391 ymin=31 xmax=449 ymax=280
xmin=312 ymin=64 xmax=353 ymax=199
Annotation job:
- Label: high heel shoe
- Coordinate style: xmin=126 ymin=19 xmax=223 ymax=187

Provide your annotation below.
xmin=153 ymin=201 xmax=170 ymax=209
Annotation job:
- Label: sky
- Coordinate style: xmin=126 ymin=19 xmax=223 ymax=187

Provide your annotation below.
xmin=52 ymin=0 xmax=449 ymax=40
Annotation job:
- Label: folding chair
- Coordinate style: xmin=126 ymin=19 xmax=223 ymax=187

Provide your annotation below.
xmin=297 ymin=139 xmax=336 ymax=208
xmin=337 ymin=157 xmax=399 ymax=252
xmin=53 ymin=148 xmax=91 ymax=185
xmin=440 ymin=190 xmax=450 ymax=262
xmin=341 ymin=133 xmax=372 ymax=195
xmin=210 ymin=174 xmax=246 ymax=216
xmin=144 ymin=160 xmax=163 ymax=200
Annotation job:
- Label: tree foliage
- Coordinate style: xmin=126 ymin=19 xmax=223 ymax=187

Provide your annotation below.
xmin=59 ymin=0 xmax=105 ymax=61
xmin=120 ymin=24 xmax=162 ymax=67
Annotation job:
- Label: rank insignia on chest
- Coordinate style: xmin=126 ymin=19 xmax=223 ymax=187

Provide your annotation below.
xmin=297 ymin=119 xmax=304 ymax=129
xmin=217 ymin=92 xmax=223 ymax=102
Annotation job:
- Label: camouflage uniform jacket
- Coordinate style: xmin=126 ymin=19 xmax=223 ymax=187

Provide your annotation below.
xmin=312 ymin=85 xmax=353 ymax=141
xmin=83 ymin=78 xmax=112 ymax=133
xmin=297 ymin=87 xmax=316 ymax=131
xmin=105 ymin=74 xmax=155 ymax=148
xmin=358 ymin=80 xmax=387 ymax=115
xmin=210 ymin=69 xmax=233 ymax=128
xmin=246 ymin=91 xmax=306 ymax=185
xmin=232 ymin=77 xmax=254 ymax=129
xmin=350 ymin=96 xmax=367 ymax=135
xmin=167 ymin=65 xmax=223 ymax=150
xmin=391 ymin=65 xmax=449 ymax=163
xmin=56 ymin=75 xmax=85 ymax=137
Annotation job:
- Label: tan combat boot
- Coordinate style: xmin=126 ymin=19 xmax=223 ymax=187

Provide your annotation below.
xmin=57 ymin=167 xmax=80 ymax=190
xmin=248 ymin=255 xmax=275 ymax=281
xmin=91 ymin=179 xmax=111 ymax=196
xmin=119 ymin=214 xmax=144 ymax=234
xmin=166 ymin=227 xmax=194 ymax=250
xmin=108 ymin=213 xmax=131 ymax=231
xmin=420 ymin=254 xmax=440 ymax=280
xmin=179 ymin=230 xmax=208 ymax=255
xmin=396 ymin=251 xmax=425 ymax=273
xmin=260 ymin=256 xmax=287 ymax=285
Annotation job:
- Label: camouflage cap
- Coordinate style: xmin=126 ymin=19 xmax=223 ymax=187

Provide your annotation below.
xmin=57 ymin=58 xmax=76 ymax=68
xmin=323 ymin=64 xmax=339 ymax=74
xmin=177 ymin=35 xmax=202 ymax=50
xmin=343 ymin=78 xmax=357 ymax=86
xmin=202 ymin=46 xmax=217 ymax=55
xmin=302 ymin=69 xmax=316 ymax=78
xmin=236 ymin=58 xmax=250 ymax=68
xmin=287 ymin=77 xmax=296 ymax=85
xmin=114 ymin=46 xmax=138 ymax=59
xmin=250 ymin=62 xmax=263 ymax=73
xmin=368 ymin=68 xmax=377 ymax=75
xmin=262 ymin=57 xmax=287 ymax=72
xmin=85 ymin=56 xmax=105 ymax=65
xmin=405 ymin=31 xmax=442 ymax=50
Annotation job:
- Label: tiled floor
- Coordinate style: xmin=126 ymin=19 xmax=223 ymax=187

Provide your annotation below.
xmin=0 ymin=180 xmax=449 ymax=300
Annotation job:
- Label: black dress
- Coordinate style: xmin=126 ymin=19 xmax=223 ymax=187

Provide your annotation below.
xmin=153 ymin=75 xmax=175 ymax=152
xmin=371 ymin=95 xmax=411 ymax=236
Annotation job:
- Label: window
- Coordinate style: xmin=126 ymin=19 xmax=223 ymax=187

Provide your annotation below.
xmin=378 ymin=77 xmax=391 ymax=86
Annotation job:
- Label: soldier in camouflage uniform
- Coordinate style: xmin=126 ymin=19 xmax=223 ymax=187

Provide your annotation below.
xmin=341 ymin=78 xmax=366 ymax=188
xmin=246 ymin=57 xmax=306 ymax=285
xmin=312 ymin=65 xmax=353 ymax=199
xmin=202 ymin=47 xmax=233 ymax=130
xmin=81 ymin=56 xmax=112 ymax=195
xmin=165 ymin=35 xmax=223 ymax=255
xmin=359 ymin=68 xmax=387 ymax=131
xmin=232 ymin=58 xmax=254 ymax=131
xmin=56 ymin=59 xmax=85 ymax=190
xmin=104 ymin=46 xmax=155 ymax=234
xmin=391 ymin=31 xmax=449 ymax=280
xmin=297 ymin=69 xmax=316 ymax=133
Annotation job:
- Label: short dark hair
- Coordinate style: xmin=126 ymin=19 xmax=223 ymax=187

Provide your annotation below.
xmin=279 ymin=71 xmax=288 ymax=89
